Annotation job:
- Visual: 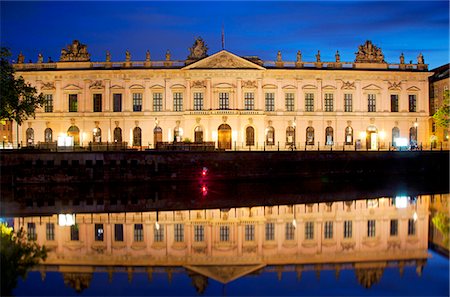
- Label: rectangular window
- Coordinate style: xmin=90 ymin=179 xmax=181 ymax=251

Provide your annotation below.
xmin=93 ymin=94 xmax=102 ymax=112
xmin=114 ymin=224 xmax=124 ymax=241
xmin=134 ymin=224 xmax=144 ymax=242
xmin=244 ymin=92 xmax=255 ymax=110
xmin=391 ymin=94 xmax=399 ymax=112
xmin=344 ymin=220 xmax=352 ymax=238
xmin=305 ymin=93 xmax=314 ymax=112
xmin=153 ymin=93 xmax=163 ymax=112
xmin=390 ymin=219 xmax=398 ymax=236
xmin=324 ymin=221 xmax=333 ymax=239
xmin=305 ymin=221 xmax=314 ymax=240
xmin=265 ymin=93 xmax=275 ymax=111
xmin=368 ymin=94 xmax=376 ymax=112
xmin=194 ymin=225 xmax=204 ymax=242
xmin=220 ymin=225 xmax=230 ymax=242
xmin=367 ymin=220 xmax=376 ymax=237
xmin=69 ymin=94 xmax=78 ymax=112
xmin=265 ymin=222 xmax=275 ymax=241
xmin=219 ymin=92 xmax=229 ymax=110
xmin=409 ymin=95 xmax=417 ymax=112
xmin=173 ymin=92 xmax=183 ymax=112
xmin=70 ymin=225 xmax=79 ymax=241
xmin=408 ymin=219 xmax=416 ymax=236
xmin=44 ymin=94 xmax=53 ymax=112
xmin=154 ymin=225 xmax=164 ymax=242
xmin=27 ymin=222 xmax=37 ymax=241
xmin=285 ymin=93 xmax=294 ymax=111
xmin=132 ymin=93 xmax=142 ymax=112
xmin=344 ymin=94 xmax=352 ymax=112
xmin=324 ymin=93 xmax=334 ymax=112
xmin=193 ymin=92 xmax=203 ymax=111
xmin=285 ymin=222 xmax=295 ymax=240
xmin=95 ymin=224 xmax=104 ymax=241
xmin=174 ymin=224 xmax=184 ymax=242
xmin=245 ymin=224 xmax=255 ymax=241
xmin=46 ymin=223 xmax=55 ymax=241
xmin=113 ymin=94 xmax=122 ymax=112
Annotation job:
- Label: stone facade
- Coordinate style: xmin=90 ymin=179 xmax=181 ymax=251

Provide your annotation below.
xmin=13 ymin=39 xmax=431 ymax=150
xmin=429 ymin=64 xmax=449 ymax=145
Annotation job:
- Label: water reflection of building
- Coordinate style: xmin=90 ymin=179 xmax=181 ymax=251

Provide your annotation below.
xmin=15 ymin=196 xmax=431 ymax=292
xmin=429 ymin=193 xmax=449 ymax=255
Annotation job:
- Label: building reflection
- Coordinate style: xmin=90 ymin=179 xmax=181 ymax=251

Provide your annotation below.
xmin=11 ymin=194 xmax=445 ymax=293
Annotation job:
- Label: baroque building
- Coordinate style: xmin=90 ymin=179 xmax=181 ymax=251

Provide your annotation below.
xmin=13 ymin=39 xmax=431 ymax=150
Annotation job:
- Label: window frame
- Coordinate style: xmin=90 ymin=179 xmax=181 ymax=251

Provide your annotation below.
xmin=324 ymin=93 xmax=334 ymax=112
xmin=132 ymin=93 xmax=143 ymax=112
xmin=344 ymin=93 xmax=353 ymax=112
xmin=44 ymin=94 xmax=53 ymax=112
xmin=113 ymin=93 xmax=122 ymax=112
xmin=193 ymin=92 xmax=203 ymax=111
xmin=153 ymin=92 xmax=163 ymax=112
xmin=368 ymin=94 xmax=376 ymax=112
xmin=391 ymin=94 xmax=399 ymax=112
xmin=305 ymin=93 xmax=314 ymax=112
xmin=68 ymin=94 xmax=78 ymax=112
xmin=219 ymin=92 xmax=229 ymax=110
xmin=93 ymin=93 xmax=102 ymax=112
xmin=285 ymin=92 xmax=294 ymax=112
xmin=173 ymin=92 xmax=183 ymax=112
xmin=244 ymin=92 xmax=255 ymax=111
xmin=265 ymin=92 xmax=275 ymax=112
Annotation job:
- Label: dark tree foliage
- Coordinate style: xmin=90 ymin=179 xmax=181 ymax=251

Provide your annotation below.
xmin=1 ymin=224 xmax=47 ymax=296
xmin=0 ymin=47 xmax=45 ymax=125
xmin=432 ymin=90 xmax=449 ymax=129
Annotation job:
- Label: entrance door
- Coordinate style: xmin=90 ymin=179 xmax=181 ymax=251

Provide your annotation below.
xmin=367 ymin=132 xmax=378 ymax=150
xmin=194 ymin=126 xmax=203 ymax=143
xmin=154 ymin=126 xmax=162 ymax=147
xmin=67 ymin=125 xmax=80 ymax=146
xmin=218 ymin=124 xmax=232 ymax=150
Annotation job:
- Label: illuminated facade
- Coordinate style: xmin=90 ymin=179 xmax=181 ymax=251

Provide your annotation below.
xmin=429 ymin=64 xmax=449 ymax=145
xmin=13 ymin=39 xmax=431 ymax=150
xmin=14 ymin=196 xmax=430 ymax=291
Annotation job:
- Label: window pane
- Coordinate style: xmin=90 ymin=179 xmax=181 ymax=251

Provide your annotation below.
xmin=27 ymin=222 xmax=36 ymax=241
xmin=44 ymin=94 xmax=53 ymax=112
xmin=245 ymin=92 xmax=255 ymax=110
xmin=70 ymin=225 xmax=79 ymax=241
xmin=219 ymin=92 xmax=229 ymax=110
xmin=285 ymin=222 xmax=295 ymax=240
xmin=245 ymin=224 xmax=255 ymax=241
xmin=408 ymin=219 xmax=416 ymax=236
xmin=368 ymin=94 xmax=376 ymax=112
xmin=305 ymin=221 xmax=314 ymax=239
xmin=344 ymin=221 xmax=352 ymax=238
xmin=113 ymin=94 xmax=122 ymax=112
xmin=134 ymin=224 xmax=144 ymax=242
xmin=174 ymin=224 xmax=184 ymax=242
xmin=324 ymin=94 xmax=333 ymax=112
xmin=115 ymin=224 xmax=124 ymax=241
xmin=409 ymin=95 xmax=417 ymax=112
xmin=69 ymin=94 xmax=78 ymax=112
xmin=285 ymin=93 xmax=294 ymax=111
xmin=265 ymin=222 xmax=275 ymax=241
xmin=220 ymin=225 xmax=230 ymax=242
xmin=367 ymin=220 xmax=376 ymax=237
xmin=391 ymin=94 xmax=399 ymax=112
xmin=93 ymin=94 xmax=102 ymax=112
xmin=95 ymin=224 xmax=104 ymax=241
xmin=153 ymin=93 xmax=163 ymax=111
xmin=154 ymin=225 xmax=164 ymax=242
xmin=193 ymin=92 xmax=203 ymax=110
xmin=324 ymin=221 xmax=333 ymax=239
xmin=305 ymin=93 xmax=314 ymax=112
xmin=46 ymin=223 xmax=55 ymax=240
xmin=344 ymin=94 xmax=352 ymax=112
xmin=133 ymin=93 xmax=142 ymax=112
xmin=173 ymin=92 xmax=183 ymax=112
xmin=265 ymin=93 xmax=275 ymax=111
xmin=194 ymin=225 xmax=204 ymax=242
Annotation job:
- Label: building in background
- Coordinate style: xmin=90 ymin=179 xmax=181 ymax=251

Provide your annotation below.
xmin=12 ymin=39 xmax=431 ymax=150
xmin=429 ymin=63 xmax=449 ymax=146
xmin=0 ymin=120 xmax=13 ymax=148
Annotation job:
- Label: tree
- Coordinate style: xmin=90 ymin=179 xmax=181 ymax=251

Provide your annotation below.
xmin=0 ymin=47 xmax=45 ymax=125
xmin=432 ymin=90 xmax=449 ymax=128
xmin=432 ymin=212 xmax=450 ymax=248
xmin=1 ymin=223 xmax=47 ymax=296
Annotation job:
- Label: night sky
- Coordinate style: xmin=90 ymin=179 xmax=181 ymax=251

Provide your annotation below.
xmin=1 ymin=1 xmax=449 ymax=69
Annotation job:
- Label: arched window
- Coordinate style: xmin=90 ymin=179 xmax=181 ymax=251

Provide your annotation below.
xmin=194 ymin=126 xmax=203 ymax=143
xmin=133 ymin=127 xmax=142 ymax=146
xmin=286 ymin=126 xmax=295 ymax=145
xmin=26 ymin=128 xmax=34 ymax=146
xmin=345 ymin=126 xmax=353 ymax=145
xmin=154 ymin=126 xmax=162 ymax=146
xmin=114 ymin=127 xmax=122 ymax=143
xmin=67 ymin=125 xmax=80 ymax=145
xmin=44 ymin=128 xmax=53 ymax=143
xmin=266 ymin=126 xmax=275 ymax=146
xmin=325 ymin=127 xmax=334 ymax=145
xmin=409 ymin=126 xmax=417 ymax=145
xmin=306 ymin=127 xmax=314 ymax=145
xmin=392 ymin=127 xmax=400 ymax=146
xmin=93 ymin=127 xmax=102 ymax=143
xmin=218 ymin=124 xmax=232 ymax=150
xmin=246 ymin=126 xmax=255 ymax=146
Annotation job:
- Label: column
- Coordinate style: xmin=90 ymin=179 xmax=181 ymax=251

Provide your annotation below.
xmin=144 ymin=80 xmax=151 ymax=111
xmin=336 ymin=81 xmax=343 ymax=112
xmin=185 ymin=78 xmax=191 ymax=111
xmin=55 ymin=80 xmax=62 ymax=112
xmin=316 ymin=79 xmax=323 ymax=111
xmin=276 ymin=80 xmax=283 ymax=111
xmin=296 ymin=79 xmax=303 ymax=112
xmin=205 ymin=78 xmax=211 ymax=110
xmin=355 ymin=80 xmax=362 ymax=112
xmin=124 ymin=79 xmax=130 ymax=112
xmin=257 ymin=79 xmax=263 ymax=110
xmin=236 ymin=78 xmax=242 ymax=110
xmin=104 ymin=79 xmax=111 ymax=112
xmin=381 ymin=81 xmax=389 ymax=112
xmin=400 ymin=82 xmax=407 ymax=112
xmin=164 ymin=79 xmax=171 ymax=112
xmin=82 ymin=80 xmax=90 ymax=112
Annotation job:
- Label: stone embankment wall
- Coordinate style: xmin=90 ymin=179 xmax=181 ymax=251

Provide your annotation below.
xmin=1 ymin=150 xmax=448 ymax=185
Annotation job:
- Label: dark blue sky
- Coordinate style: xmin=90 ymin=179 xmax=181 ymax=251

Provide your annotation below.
xmin=1 ymin=1 xmax=449 ymax=69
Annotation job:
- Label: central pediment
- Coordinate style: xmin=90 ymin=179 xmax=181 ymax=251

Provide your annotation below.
xmin=184 ymin=264 xmax=266 ymax=284
xmin=183 ymin=50 xmax=265 ymax=70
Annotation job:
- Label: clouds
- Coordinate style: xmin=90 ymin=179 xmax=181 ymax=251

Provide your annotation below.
xmin=1 ymin=1 xmax=448 ymax=68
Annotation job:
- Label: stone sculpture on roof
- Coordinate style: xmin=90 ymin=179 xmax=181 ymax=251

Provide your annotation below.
xmin=187 ymin=37 xmax=208 ymax=60
xmin=60 ymin=40 xmax=90 ymax=62
xmin=355 ymin=40 xmax=385 ymax=63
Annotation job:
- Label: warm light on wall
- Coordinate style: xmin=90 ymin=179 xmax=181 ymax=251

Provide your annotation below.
xmin=379 ymin=130 xmax=386 ymax=140
xmin=212 ymin=131 xmax=218 ymax=141
xmin=359 ymin=131 xmax=367 ymax=139
xmin=58 ymin=214 xmax=76 ymax=226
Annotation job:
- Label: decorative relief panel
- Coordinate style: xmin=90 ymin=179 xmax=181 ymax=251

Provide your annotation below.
xmin=241 ymin=80 xmax=257 ymax=88
xmin=41 ymin=82 xmax=55 ymax=90
xmin=59 ymin=40 xmax=90 ymax=62
xmin=388 ymin=81 xmax=402 ymax=90
xmin=355 ymin=40 xmax=385 ymax=63
xmin=341 ymin=81 xmax=355 ymax=90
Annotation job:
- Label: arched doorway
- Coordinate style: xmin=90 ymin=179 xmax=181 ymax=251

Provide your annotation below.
xmin=409 ymin=126 xmax=417 ymax=146
xmin=366 ymin=125 xmax=378 ymax=150
xmin=44 ymin=128 xmax=53 ymax=143
xmin=218 ymin=124 xmax=232 ymax=150
xmin=266 ymin=126 xmax=275 ymax=146
xmin=67 ymin=125 xmax=80 ymax=146
xmin=133 ymin=127 xmax=142 ymax=146
xmin=154 ymin=126 xmax=162 ymax=147
xmin=194 ymin=126 xmax=203 ymax=143
xmin=325 ymin=127 xmax=334 ymax=145
xmin=26 ymin=128 xmax=34 ymax=146
xmin=392 ymin=127 xmax=400 ymax=146
xmin=306 ymin=127 xmax=314 ymax=145
xmin=345 ymin=126 xmax=353 ymax=145
xmin=114 ymin=127 xmax=122 ymax=143
xmin=93 ymin=127 xmax=101 ymax=143
xmin=286 ymin=126 xmax=295 ymax=146
xmin=246 ymin=126 xmax=255 ymax=146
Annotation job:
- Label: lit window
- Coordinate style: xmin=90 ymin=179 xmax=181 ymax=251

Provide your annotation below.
xmin=133 ymin=93 xmax=142 ymax=112
xmin=193 ymin=92 xmax=203 ymax=111
xmin=344 ymin=94 xmax=352 ymax=112
xmin=153 ymin=93 xmax=163 ymax=111
xmin=44 ymin=94 xmax=53 ymax=112
xmin=285 ymin=93 xmax=294 ymax=111
xmin=265 ymin=93 xmax=275 ymax=112
xmin=305 ymin=93 xmax=314 ymax=112
xmin=324 ymin=93 xmax=333 ymax=112
xmin=245 ymin=92 xmax=255 ymax=110
xmin=219 ymin=92 xmax=229 ymax=110
xmin=173 ymin=92 xmax=183 ymax=112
